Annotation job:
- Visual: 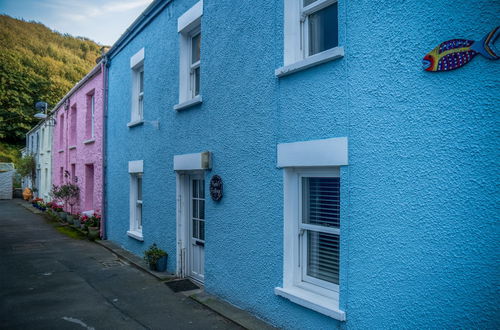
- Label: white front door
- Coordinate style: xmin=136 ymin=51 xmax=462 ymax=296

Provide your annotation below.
xmin=188 ymin=175 xmax=205 ymax=283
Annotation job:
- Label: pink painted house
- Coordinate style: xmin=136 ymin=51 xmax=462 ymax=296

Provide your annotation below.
xmin=52 ymin=62 xmax=104 ymax=216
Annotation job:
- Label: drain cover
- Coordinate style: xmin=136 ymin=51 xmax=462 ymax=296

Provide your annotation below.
xmin=165 ymin=279 xmax=199 ymax=292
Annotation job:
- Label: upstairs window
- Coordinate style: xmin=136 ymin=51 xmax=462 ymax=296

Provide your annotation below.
xmin=302 ymin=0 xmax=338 ymax=57
xmin=130 ymin=48 xmax=145 ymax=124
xmin=59 ymin=113 xmax=65 ymax=146
xmin=86 ymin=91 xmax=95 ymax=139
xmin=277 ymin=0 xmax=343 ymax=77
xmin=175 ymin=1 xmax=203 ymax=110
xmin=70 ymin=104 xmax=77 ymax=146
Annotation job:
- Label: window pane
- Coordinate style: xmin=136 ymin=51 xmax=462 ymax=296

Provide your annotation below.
xmin=308 ymin=3 xmax=338 ymax=56
xmin=137 ymin=176 xmax=142 ymax=200
xmin=139 ymin=70 xmax=144 ymax=93
xmin=303 ymin=0 xmax=318 ymax=6
xmin=193 ymin=67 xmax=200 ymax=96
xmin=199 ymin=199 xmax=205 ymax=220
xmin=193 ymin=180 xmax=199 ymax=198
xmin=302 ymin=177 xmax=340 ymax=228
xmin=191 ymin=33 xmax=200 ymax=64
xmin=199 ymin=179 xmax=205 ymax=198
xmin=193 ymin=199 xmax=199 ymax=219
xmin=199 ymin=220 xmax=205 ymax=241
xmin=137 ymin=204 xmax=142 ymax=229
xmin=307 ymin=231 xmax=339 ymax=284
xmin=192 ymin=219 xmax=198 ymax=239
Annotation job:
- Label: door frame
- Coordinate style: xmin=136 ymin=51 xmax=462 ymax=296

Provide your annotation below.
xmin=176 ymin=170 xmax=205 ymax=281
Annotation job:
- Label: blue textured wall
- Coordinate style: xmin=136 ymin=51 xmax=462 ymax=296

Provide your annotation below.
xmin=106 ymin=0 xmax=499 ymax=328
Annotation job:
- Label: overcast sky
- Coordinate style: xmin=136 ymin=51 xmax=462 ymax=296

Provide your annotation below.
xmin=0 ymin=0 xmax=154 ymax=45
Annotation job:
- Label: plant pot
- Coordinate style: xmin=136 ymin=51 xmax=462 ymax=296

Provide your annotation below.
xmin=58 ymin=212 xmax=67 ymax=221
xmin=87 ymin=226 xmax=99 ymax=241
xmin=73 ymin=218 xmax=81 ymax=228
xmin=155 ymin=255 xmax=168 ymax=272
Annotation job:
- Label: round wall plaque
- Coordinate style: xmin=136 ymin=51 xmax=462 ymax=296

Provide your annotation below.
xmin=209 ymin=175 xmax=223 ymax=201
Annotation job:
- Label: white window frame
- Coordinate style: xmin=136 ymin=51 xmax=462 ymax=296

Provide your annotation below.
xmin=129 ymin=48 xmax=145 ymax=125
xmin=275 ymin=137 xmax=347 ymax=321
xmin=276 ymin=0 xmax=344 ymax=77
xmin=90 ymin=93 xmax=95 ymax=138
xmin=128 ymin=160 xmax=144 ymax=241
xmin=175 ymin=1 xmax=203 ymax=111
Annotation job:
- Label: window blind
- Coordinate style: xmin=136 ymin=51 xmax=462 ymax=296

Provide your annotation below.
xmin=302 ymin=177 xmax=340 ymax=285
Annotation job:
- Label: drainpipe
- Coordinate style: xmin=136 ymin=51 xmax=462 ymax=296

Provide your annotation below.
xmin=100 ymin=54 xmax=109 ymax=240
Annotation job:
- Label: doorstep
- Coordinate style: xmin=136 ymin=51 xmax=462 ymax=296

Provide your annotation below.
xmin=95 ymin=240 xmax=175 ymax=281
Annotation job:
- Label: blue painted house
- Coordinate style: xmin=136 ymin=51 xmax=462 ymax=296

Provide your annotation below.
xmin=104 ymin=0 xmax=499 ymax=328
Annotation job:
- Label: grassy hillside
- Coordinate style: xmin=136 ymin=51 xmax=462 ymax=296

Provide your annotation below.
xmin=0 ymin=14 xmax=103 ymax=158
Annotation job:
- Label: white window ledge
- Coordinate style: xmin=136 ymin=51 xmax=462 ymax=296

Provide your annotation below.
xmin=174 ymin=95 xmax=202 ymax=111
xmin=69 ymin=145 xmax=76 ymax=150
xmin=275 ymin=47 xmax=344 ymax=78
xmin=58 ymin=149 xmax=64 ymax=153
xmin=275 ymin=286 xmax=345 ymax=321
xmin=83 ymin=138 xmax=95 ymax=145
xmin=127 ymin=230 xmax=144 ymax=241
xmin=127 ymin=120 xmax=144 ymax=128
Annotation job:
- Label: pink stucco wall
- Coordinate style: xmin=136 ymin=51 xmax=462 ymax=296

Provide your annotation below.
xmin=52 ymin=64 xmax=104 ymax=215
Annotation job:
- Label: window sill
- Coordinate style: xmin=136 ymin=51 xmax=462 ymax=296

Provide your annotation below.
xmin=274 ymin=286 xmax=345 ymax=321
xmin=174 ymin=95 xmax=202 ymax=111
xmin=127 ymin=120 xmax=144 ymax=128
xmin=127 ymin=230 xmax=144 ymax=241
xmin=68 ymin=145 xmax=76 ymax=150
xmin=275 ymin=47 xmax=344 ymax=78
xmin=58 ymin=149 xmax=64 ymax=153
xmin=83 ymin=138 xmax=95 ymax=145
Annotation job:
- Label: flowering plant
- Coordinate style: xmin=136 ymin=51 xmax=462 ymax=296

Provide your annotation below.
xmin=47 ymin=202 xmax=63 ymax=212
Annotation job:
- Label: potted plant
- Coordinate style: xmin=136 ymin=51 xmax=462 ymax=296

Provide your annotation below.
xmin=143 ymin=243 xmax=168 ymax=272
xmin=86 ymin=213 xmax=101 ymax=241
xmin=72 ymin=213 xmax=81 ymax=228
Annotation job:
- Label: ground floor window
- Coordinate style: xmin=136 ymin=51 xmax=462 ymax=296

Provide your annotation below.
xmin=127 ymin=160 xmax=143 ymax=241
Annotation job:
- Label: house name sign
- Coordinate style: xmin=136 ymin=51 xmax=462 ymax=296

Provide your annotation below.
xmin=209 ymin=175 xmax=223 ymax=201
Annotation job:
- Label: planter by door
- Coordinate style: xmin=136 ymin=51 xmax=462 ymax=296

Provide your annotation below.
xmin=156 ymin=255 xmax=168 ymax=272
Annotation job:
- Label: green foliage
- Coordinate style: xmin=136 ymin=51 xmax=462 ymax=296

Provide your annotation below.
xmin=144 ymin=243 xmax=168 ymax=266
xmin=15 ymin=153 xmax=36 ymax=182
xmin=0 ymin=14 xmax=103 ymax=146
xmin=0 ymin=142 xmax=20 ymax=163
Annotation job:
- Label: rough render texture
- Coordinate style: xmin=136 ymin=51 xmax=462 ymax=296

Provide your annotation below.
xmin=105 ymin=0 xmax=499 ymax=329
xmin=52 ymin=66 xmax=104 ymax=215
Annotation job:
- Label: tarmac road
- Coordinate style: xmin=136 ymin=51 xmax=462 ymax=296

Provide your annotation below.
xmin=0 ymin=200 xmax=242 ymax=330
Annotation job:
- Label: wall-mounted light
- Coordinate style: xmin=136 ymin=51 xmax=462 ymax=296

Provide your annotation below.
xmin=34 ymin=101 xmax=56 ymax=126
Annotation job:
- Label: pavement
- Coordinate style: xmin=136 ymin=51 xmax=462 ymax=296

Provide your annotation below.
xmin=0 ymin=199 xmax=245 ymax=330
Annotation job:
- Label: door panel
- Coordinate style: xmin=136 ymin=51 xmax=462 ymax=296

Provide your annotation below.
xmin=189 ymin=177 xmax=205 ymax=282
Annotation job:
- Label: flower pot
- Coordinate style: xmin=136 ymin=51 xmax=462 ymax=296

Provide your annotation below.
xmin=87 ymin=226 xmax=99 ymax=241
xmin=155 ymin=255 xmax=168 ymax=272
xmin=58 ymin=212 xmax=67 ymax=221
xmin=73 ymin=218 xmax=81 ymax=228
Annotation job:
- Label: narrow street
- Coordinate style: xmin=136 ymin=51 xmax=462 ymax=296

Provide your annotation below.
xmin=0 ymin=200 xmax=242 ymax=330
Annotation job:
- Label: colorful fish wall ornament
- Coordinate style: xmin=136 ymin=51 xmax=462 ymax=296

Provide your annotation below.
xmin=423 ymin=26 xmax=499 ymax=72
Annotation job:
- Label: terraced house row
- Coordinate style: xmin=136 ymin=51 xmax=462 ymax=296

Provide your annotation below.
xmin=25 ymin=0 xmax=498 ymax=328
